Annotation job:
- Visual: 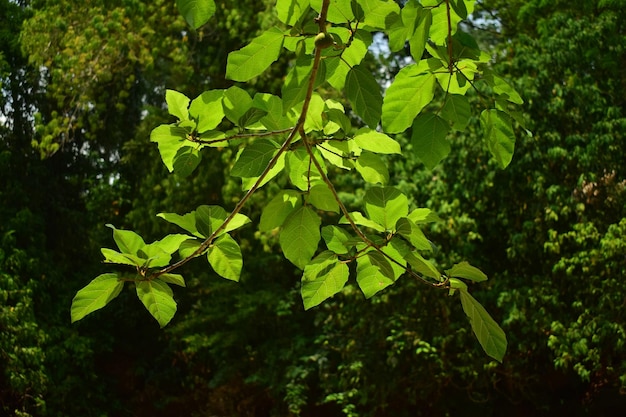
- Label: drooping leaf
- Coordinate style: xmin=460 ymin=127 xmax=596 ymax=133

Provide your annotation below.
xmin=363 ymin=186 xmax=409 ymax=230
xmin=172 ymin=146 xmax=201 ymax=177
xmin=353 ymin=127 xmax=401 ymax=154
xmin=447 ymin=261 xmax=487 ymax=282
xmin=301 ymin=251 xmax=349 ymax=309
xmin=382 ymin=60 xmax=438 ymax=133
xmin=176 ymin=0 xmax=216 ymax=29
xmin=345 ymin=65 xmax=383 ymax=128
xmin=165 ymin=89 xmax=190 ymax=121
xmin=280 ymin=206 xmax=321 ymax=269
xmin=459 ymin=290 xmax=507 ymax=362
xmin=226 ymin=27 xmax=285 ymax=82
xmin=136 ymin=279 xmax=177 ymax=328
xmin=356 ymin=250 xmax=395 ymax=298
xmin=408 ymin=6 xmax=432 ymax=61
xmin=208 ymin=234 xmax=243 ymax=281
xmin=71 ymin=273 xmax=124 ymax=323
xmin=440 ymin=94 xmax=471 ymax=131
xmin=411 ymin=113 xmax=451 ymax=169
xmin=480 ymin=109 xmax=515 ymax=169
xmin=231 ymin=139 xmax=279 ymax=178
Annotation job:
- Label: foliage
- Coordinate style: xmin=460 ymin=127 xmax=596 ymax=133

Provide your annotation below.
xmin=70 ymin=0 xmax=525 ymax=363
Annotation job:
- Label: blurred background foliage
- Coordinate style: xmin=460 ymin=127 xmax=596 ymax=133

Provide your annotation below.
xmin=1 ymin=0 xmax=625 ymax=416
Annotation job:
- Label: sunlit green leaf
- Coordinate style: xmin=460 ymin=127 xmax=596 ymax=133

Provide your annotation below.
xmin=364 ymin=186 xmax=408 ymax=230
xmin=286 ymin=147 xmax=326 ymax=191
xmin=106 ymin=224 xmax=145 ymax=255
xmin=459 ymin=290 xmax=507 ymax=362
xmin=208 ymin=234 xmax=243 ymax=281
xmin=158 ymin=273 xmax=186 ymax=287
xmin=260 ymin=190 xmax=302 ymax=232
xmin=150 ymin=124 xmax=189 ymax=172
xmin=440 ymin=94 xmax=471 ymax=131
xmin=166 ymin=89 xmax=190 ymax=121
xmin=173 ymin=146 xmax=201 ymax=177
xmin=353 ymin=128 xmax=401 ymax=154
xmin=339 ymin=211 xmax=385 ymax=232
xmin=189 ymin=90 xmax=225 ymax=133
xmin=226 ymin=27 xmax=284 ymax=82
xmin=321 ymin=225 xmax=352 ymax=255
xmin=280 ymin=206 xmax=321 ymax=269
xmin=382 ymin=60 xmax=438 ymax=133
xmin=308 ymin=184 xmax=339 ymax=213
xmin=355 ymin=151 xmax=389 ymax=184
xmin=136 ymin=279 xmax=177 ymax=328
xmin=447 ymin=261 xmax=488 ymax=282
xmin=71 ymin=273 xmax=124 ymax=323
xmin=480 ymin=109 xmax=515 ymax=169
xmin=176 ymin=0 xmax=215 ymax=29
xmin=277 ymin=0 xmax=310 ymax=25
xmin=310 ymin=0 xmax=354 ymax=23
xmin=396 ymin=217 xmax=432 ymax=251
xmin=101 ymin=248 xmax=141 ymax=267
xmin=223 ymin=86 xmax=252 ymax=125
xmin=357 ymin=250 xmax=395 ymax=298
xmin=301 ymin=251 xmax=349 ymax=309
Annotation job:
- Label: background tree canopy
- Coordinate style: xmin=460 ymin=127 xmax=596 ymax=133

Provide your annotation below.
xmin=1 ymin=0 xmax=625 ymax=416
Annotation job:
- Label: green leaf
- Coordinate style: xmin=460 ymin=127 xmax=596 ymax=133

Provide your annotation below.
xmin=195 ymin=205 xmax=247 ymax=238
xmin=176 ymin=0 xmax=215 ymax=29
xmin=346 ymin=65 xmax=383 ymax=128
xmin=310 ymin=0 xmax=354 ymax=23
xmin=301 ymin=251 xmax=349 ymax=309
xmin=152 ymin=234 xmax=191 ymax=256
xmin=447 ymin=261 xmax=487 ymax=282
xmin=358 ymin=0 xmax=401 ymax=29
xmin=483 ymin=70 xmax=523 ymax=104
xmin=280 ymin=206 xmax=321 ymax=269
xmin=158 ymin=273 xmax=186 ymax=287
xmin=340 ymin=211 xmax=385 ymax=232
xmin=402 ymin=248 xmax=441 ymax=279
xmin=408 ymin=6 xmax=432 ymax=61
xmin=396 ymin=217 xmax=432 ymax=251
xmin=382 ymin=60 xmax=438 ymax=133
xmin=158 ymin=212 xmax=201 ymax=238
xmin=286 ymin=147 xmax=326 ymax=191
xmin=321 ymin=226 xmax=352 ymax=255
xmin=189 ymin=90 xmax=225 ymax=133
xmin=259 ymin=190 xmax=302 ymax=232
xmin=364 ymin=186 xmax=408 ymax=230
xmin=353 ymin=127 xmax=401 ymax=154
xmin=150 ymin=124 xmax=188 ymax=172
xmin=356 ymin=250 xmax=395 ymax=298
xmin=411 ymin=113 xmax=451 ymax=169
xmin=282 ymin=53 xmax=326 ymax=111
xmin=241 ymin=152 xmax=286 ymax=191
xmin=480 ymin=109 xmax=515 ymax=169
xmin=355 ymin=151 xmax=389 ymax=184
xmin=166 ymin=89 xmax=190 ymax=121
xmin=71 ymin=273 xmax=124 ymax=323
xmin=223 ymin=86 xmax=252 ymax=125
xmin=173 ymin=146 xmax=201 ymax=177
xmin=226 ymin=27 xmax=285 ymax=82
xmin=459 ymin=290 xmax=507 ymax=362
xmin=208 ymin=234 xmax=243 ymax=281
xmin=317 ymin=139 xmax=355 ymax=169
xmin=106 ymin=224 xmax=145 ymax=255
xmin=325 ymin=29 xmax=369 ymax=90
xmin=407 ymin=208 xmax=441 ymax=224
xmin=308 ymin=184 xmax=339 ymax=213
xmin=440 ymin=94 xmax=471 ymax=131
xmin=277 ymin=0 xmax=310 ymax=25
xmin=136 ymin=279 xmax=177 ymax=328
xmin=179 ymin=239 xmax=202 ymax=258
xmin=101 ymin=248 xmax=141 ymax=267
xmin=231 ymin=139 xmax=278 ymax=178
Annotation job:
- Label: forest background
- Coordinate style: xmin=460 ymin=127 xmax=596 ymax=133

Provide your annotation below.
xmin=1 ymin=0 xmax=626 ymax=416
